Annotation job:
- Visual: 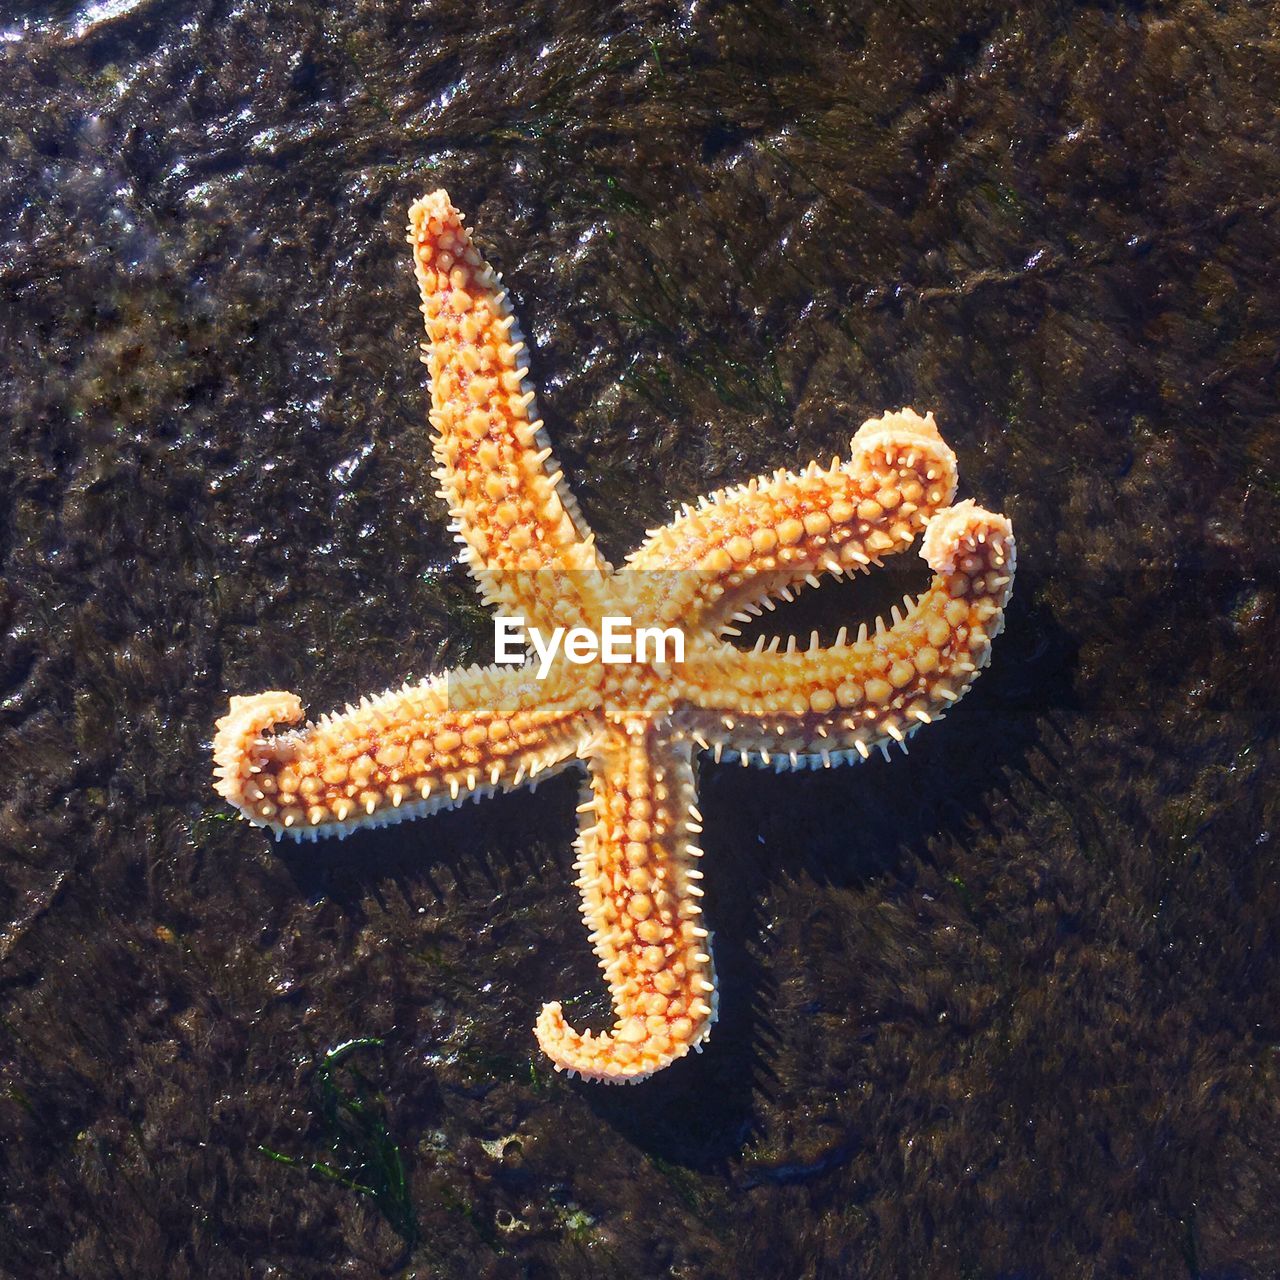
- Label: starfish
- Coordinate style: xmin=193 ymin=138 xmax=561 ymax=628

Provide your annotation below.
xmin=213 ymin=191 xmax=1016 ymax=1083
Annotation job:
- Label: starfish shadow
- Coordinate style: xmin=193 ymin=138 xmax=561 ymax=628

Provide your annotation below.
xmin=273 ymin=770 xmax=587 ymax=942
xmin=578 ymin=565 xmax=1076 ymax=1169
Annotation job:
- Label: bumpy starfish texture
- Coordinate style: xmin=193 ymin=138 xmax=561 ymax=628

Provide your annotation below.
xmin=213 ymin=191 xmax=1016 ymax=1084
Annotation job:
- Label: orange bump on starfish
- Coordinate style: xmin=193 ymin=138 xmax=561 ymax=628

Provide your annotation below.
xmin=213 ymin=191 xmax=1016 ymax=1083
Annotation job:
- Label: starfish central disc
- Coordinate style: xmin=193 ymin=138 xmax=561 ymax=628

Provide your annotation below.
xmin=213 ymin=191 xmax=1016 ymax=1084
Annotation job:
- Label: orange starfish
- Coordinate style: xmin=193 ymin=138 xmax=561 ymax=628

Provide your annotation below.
xmin=213 ymin=192 xmax=1016 ymax=1083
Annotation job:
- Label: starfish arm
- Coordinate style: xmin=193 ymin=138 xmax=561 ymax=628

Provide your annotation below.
xmin=625 ymin=409 xmax=958 ymax=635
xmin=409 ymin=191 xmax=609 ymax=628
xmin=534 ymin=727 xmax=716 ymax=1083
xmin=674 ymin=501 xmax=1015 ymax=764
xmin=212 ymin=663 xmax=599 ymax=841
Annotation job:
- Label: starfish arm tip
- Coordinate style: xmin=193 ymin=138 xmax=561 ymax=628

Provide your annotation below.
xmin=921 ymin=499 xmax=1016 ymax=576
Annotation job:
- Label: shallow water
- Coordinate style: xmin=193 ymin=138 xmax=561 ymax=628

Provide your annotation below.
xmin=1 ymin=1 xmax=1278 ymax=1275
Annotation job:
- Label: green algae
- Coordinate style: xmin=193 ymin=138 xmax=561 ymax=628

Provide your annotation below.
xmin=259 ymin=1038 xmax=418 ymax=1251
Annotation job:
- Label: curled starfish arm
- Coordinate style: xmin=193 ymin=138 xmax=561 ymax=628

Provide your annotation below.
xmin=674 ymin=501 xmax=1016 ymax=764
xmin=625 ymin=409 xmax=958 ymax=636
xmin=212 ymin=663 xmax=598 ymax=841
xmin=534 ymin=727 xmax=717 ymax=1083
xmin=409 ymin=192 xmax=608 ymax=626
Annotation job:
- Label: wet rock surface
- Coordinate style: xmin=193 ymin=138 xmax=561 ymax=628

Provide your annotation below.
xmin=1 ymin=1 xmax=1278 ymax=1275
